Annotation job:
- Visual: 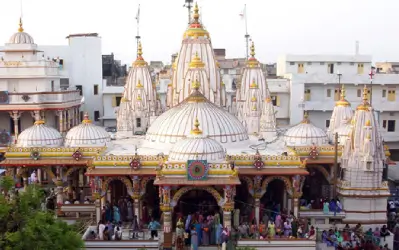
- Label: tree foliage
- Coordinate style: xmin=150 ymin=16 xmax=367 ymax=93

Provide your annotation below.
xmin=0 ymin=185 xmax=84 ymax=250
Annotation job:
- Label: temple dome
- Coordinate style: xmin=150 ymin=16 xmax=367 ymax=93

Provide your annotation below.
xmin=335 ymin=118 xmax=352 ymax=145
xmin=16 ymin=120 xmax=63 ymax=147
xmin=8 ymin=19 xmax=34 ymax=44
xmin=65 ymin=113 xmax=112 ymax=147
xmin=168 ymin=118 xmax=226 ymax=163
xmin=146 ymin=79 xmax=249 ymax=148
xmin=284 ymin=113 xmax=328 ymax=146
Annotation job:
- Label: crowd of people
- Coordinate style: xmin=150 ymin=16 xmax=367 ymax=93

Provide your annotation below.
xmin=321 ymin=224 xmax=391 ymax=250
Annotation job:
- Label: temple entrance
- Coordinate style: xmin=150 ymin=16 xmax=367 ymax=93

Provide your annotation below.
xmin=234 ymin=179 xmax=254 ymax=224
xmin=175 ymin=189 xmax=220 ymax=217
xmin=261 ymin=179 xmax=286 ymax=221
xmin=141 ymin=179 xmax=160 ymax=223
xmin=110 ymin=180 xmax=128 ymax=205
xmin=302 ymin=166 xmax=330 ymax=206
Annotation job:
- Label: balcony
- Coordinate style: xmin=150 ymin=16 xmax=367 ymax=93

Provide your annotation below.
xmin=304 ymin=100 xmax=399 ymax=112
xmin=0 ymin=61 xmax=60 ymax=77
xmin=0 ymin=90 xmax=82 ymax=110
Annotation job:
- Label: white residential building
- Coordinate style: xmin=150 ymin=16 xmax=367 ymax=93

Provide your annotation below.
xmin=273 ymin=54 xmax=399 ymax=154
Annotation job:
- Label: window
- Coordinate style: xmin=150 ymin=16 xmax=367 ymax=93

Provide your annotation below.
xmin=326 ymin=120 xmax=331 ymax=128
xmin=51 ymin=80 xmax=54 ymax=92
xmin=382 ymin=89 xmax=387 ymax=98
xmin=328 ymin=63 xmax=334 ymax=74
xmin=304 ymin=89 xmax=311 ymax=101
xmin=307 ymin=62 xmax=312 ymax=65
xmin=327 ymin=89 xmax=332 ymax=97
xmin=388 ymin=120 xmax=396 ymax=132
xmin=350 ymin=62 xmax=355 ymax=66
xmin=357 ymin=89 xmax=362 ymax=98
xmin=388 ymin=89 xmax=396 ymax=102
xmin=94 ymin=111 xmax=100 ymax=121
xmin=136 ymin=118 xmax=141 ymax=128
xmin=357 ymin=63 xmax=364 ymax=74
xmin=271 ymin=95 xmax=280 ymax=106
xmin=76 ymin=85 xmax=83 ymax=96
xmin=337 ymin=62 xmax=342 ymax=65
xmin=112 ymin=96 xmax=122 ymax=107
xmin=320 ymin=62 xmax=325 ymax=65
xmin=94 ymin=85 xmax=99 ymax=95
xmin=382 ymin=120 xmax=387 ymax=129
xmin=80 ymin=111 xmax=84 ymax=122
xmin=290 ymin=62 xmax=295 ymax=65
xmin=334 ymin=88 xmax=341 ymax=101
xmin=297 ymin=63 xmax=305 ymax=73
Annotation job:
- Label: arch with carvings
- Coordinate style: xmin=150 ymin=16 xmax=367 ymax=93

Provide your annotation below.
xmin=171 ymin=186 xmax=224 ymax=207
xmin=139 ymin=176 xmax=155 ymax=197
xmin=260 ymin=176 xmax=293 ymax=197
xmin=306 ymin=165 xmax=331 ymax=183
xmin=101 ymin=176 xmax=133 ymax=197
xmin=240 ymin=176 xmax=254 ymax=196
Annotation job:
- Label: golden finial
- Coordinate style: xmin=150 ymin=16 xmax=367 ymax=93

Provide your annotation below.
xmin=265 ymin=97 xmax=271 ymax=103
xmin=221 ymin=81 xmax=225 ymax=86
xmin=340 ymin=85 xmax=346 ymax=99
xmin=251 ymin=95 xmax=257 ymax=102
xmin=189 ymin=52 xmax=205 ymax=68
xmin=136 ymin=79 xmax=143 ymax=88
xmin=82 ymin=112 xmax=92 ymax=124
xmin=251 ymin=105 xmax=257 ymax=111
xmin=249 ymin=79 xmax=258 ymax=88
xmin=301 ymin=111 xmax=310 ymax=124
xmin=365 ymin=120 xmax=371 ymax=126
xmin=193 ymin=2 xmax=200 ymax=23
xmin=121 ymin=97 xmax=128 ymax=102
xmin=34 ymin=120 xmax=45 ymax=125
xmin=190 ymin=117 xmax=203 ymax=135
xmin=191 ymin=78 xmax=201 ymax=90
xmin=137 ymin=94 xmax=142 ymax=101
xmin=18 ymin=18 xmax=24 ymax=32
xmin=356 ymin=85 xmax=371 ymax=111
xmin=137 ymin=41 xmax=143 ymax=57
xmin=250 ymin=41 xmax=255 ymax=58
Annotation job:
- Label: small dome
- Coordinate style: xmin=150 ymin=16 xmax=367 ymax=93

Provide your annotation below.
xmin=284 ymin=113 xmax=328 ymax=146
xmin=65 ymin=113 xmax=112 ymax=147
xmin=335 ymin=120 xmax=352 ymax=145
xmin=8 ymin=19 xmax=34 ymax=44
xmin=168 ymin=118 xmax=226 ymax=163
xmin=16 ymin=120 xmax=63 ymax=147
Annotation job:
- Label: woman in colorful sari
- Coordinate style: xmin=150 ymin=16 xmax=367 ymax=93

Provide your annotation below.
xmin=190 ymin=225 xmax=198 ymax=250
xmin=113 ymin=205 xmax=121 ymax=223
xmin=335 ymin=230 xmax=343 ymax=245
xmin=373 ymin=227 xmax=381 ymax=246
xmin=227 ymin=227 xmax=238 ymax=250
xmin=323 ymin=200 xmax=330 ymax=215
xmin=194 ymin=220 xmax=202 ymax=246
xmin=283 ymin=220 xmax=292 ymax=237
xmin=275 ymin=215 xmax=282 ymax=237
xmin=321 ymin=230 xmax=328 ymax=244
xmin=201 ymin=219 xmax=210 ymax=246
xmin=268 ymin=221 xmax=276 ymax=239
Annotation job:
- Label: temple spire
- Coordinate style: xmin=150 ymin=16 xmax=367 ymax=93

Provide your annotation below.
xmin=192 ymin=2 xmax=200 ymax=24
xmin=250 ymin=41 xmax=255 ymax=58
xmin=340 ymin=85 xmax=346 ymax=100
xmin=137 ymin=41 xmax=143 ymax=58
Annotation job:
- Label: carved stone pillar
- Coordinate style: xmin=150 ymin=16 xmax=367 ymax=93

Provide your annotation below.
xmin=9 ymin=111 xmax=21 ymax=142
xmin=22 ymin=172 xmax=28 ymax=190
xmin=132 ymin=176 xmax=141 ymax=219
xmin=55 ymin=180 xmax=64 ymax=216
xmin=160 ymin=186 xmax=171 ymax=232
xmin=37 ymin=168 xmax=42 ymax=185
xmin=223 ymin=185 xmax=235 ymax=230
xmin=292 ymin=194 xmax=301 ymax=218
xmin=107 ymin=189 xmax=111 ymax=203
xmin=95 ymin=198 xmax=101 ymax=223
xmin=223 ymin=208 xmax=232 ymax=230
xmin=67 ymin=109 xmax=72 ymax=131
xmin=255 ymin=198 xmax=260 ymax=226
xmin=40 ymin=110 xmax=46 ymax=121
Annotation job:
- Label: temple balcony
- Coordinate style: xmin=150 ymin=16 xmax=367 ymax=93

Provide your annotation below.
xmin=299 ymin=209 xmax=346 ymax=226
xmin=0 ymin=90 xmax=81 ymax=110
xmin=0 ymin=60 xmax=60 ymax=77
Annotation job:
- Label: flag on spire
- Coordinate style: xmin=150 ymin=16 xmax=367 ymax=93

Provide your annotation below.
xmin=136 ymin=4 xmax=141 ymax=22
xmin=239 ymin=5 xmax=246 ymax=20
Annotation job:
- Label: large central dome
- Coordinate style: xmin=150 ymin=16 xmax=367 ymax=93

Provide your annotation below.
xmin=146 ymin=79 xmax=248 ymax=147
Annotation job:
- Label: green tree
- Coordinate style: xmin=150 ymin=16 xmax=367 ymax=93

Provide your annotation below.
xmin=0 ymin=185 xmax=84 ymax=250
xmin=0 ymin=175 xmax=14 ymax=195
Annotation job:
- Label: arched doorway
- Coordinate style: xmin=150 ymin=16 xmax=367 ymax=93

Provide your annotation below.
xmin=302 ymin=165 xmax=330 ymax=206
xmin=109 ymin=180 xmax=128 ymax=205
xmin=141 ymin=179 xmax=160 ymax=222
xmin=260 ymin=177 xmax=292 ymax=222
xmin=171 ymin=186 xmax=223 ymax=230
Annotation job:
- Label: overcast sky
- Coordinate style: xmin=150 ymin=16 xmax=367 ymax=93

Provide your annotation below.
xmin=0 ymin=0 xmax=398 ymax=65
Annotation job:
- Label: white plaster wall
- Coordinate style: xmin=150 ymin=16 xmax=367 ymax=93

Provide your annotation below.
xmin=308 ymin=111 xmax=332 ymax=130
xmin=341 ymin=196 xmax=387 ymax=222
xmin=0 ymin=78 xmax=61 ymax=92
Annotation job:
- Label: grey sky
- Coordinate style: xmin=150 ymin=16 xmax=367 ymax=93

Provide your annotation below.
xmin=0 ymin=0 xmax=398 ymax=65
